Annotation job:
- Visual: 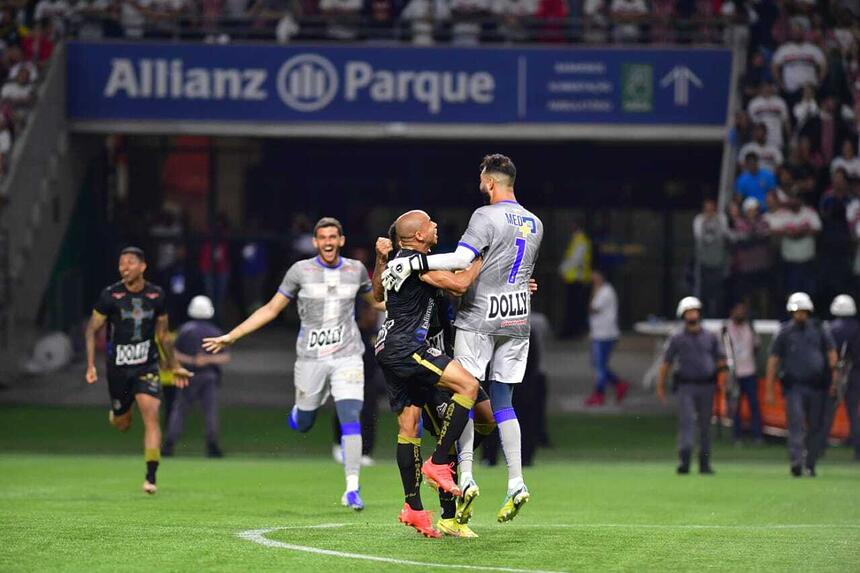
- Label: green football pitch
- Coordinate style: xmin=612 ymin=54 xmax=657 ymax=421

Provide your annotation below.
xmin=2 ymin=406 xmax=858 ymax=572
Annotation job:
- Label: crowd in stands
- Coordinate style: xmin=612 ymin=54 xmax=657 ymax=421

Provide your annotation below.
xmin=709 ymin=0 xmax=860 ymax=320
xmin=0 ymin=6 xmax=56 ymax=182
xmin=8 ymin=0 xmax=754 ymax=46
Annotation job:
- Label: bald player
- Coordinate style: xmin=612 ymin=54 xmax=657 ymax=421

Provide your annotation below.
xmin=382 ymin=154 xmax=544 ymax=523
xmin=375 ymin=210 xmax=489 ymax=536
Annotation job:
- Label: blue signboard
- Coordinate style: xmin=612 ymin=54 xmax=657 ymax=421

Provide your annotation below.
xmin=67 ymin=42 xmax=731 ymax=125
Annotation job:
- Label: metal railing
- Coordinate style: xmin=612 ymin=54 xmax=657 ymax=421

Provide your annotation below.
xmin=69 ymin=13 xmax=736 ymax=45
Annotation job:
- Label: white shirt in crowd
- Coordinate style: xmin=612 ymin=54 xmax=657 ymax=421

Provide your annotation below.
xmin=0 ymin=129 xmax=11 ymax=155
xmin=830 ymin=155 xmax=860 ymax=179
xmin=772 ymin=41 xmax=826 ymax=92
xmin=1 ymin=81 xmax=33 ymax=103
xmin=610 ymin=0 xmax=647 ymax=41
xmin=726 ymin=320 xmax=759 ymax=378
xmin=590 ymin=282 xmax=620 ymax=341
xmin=9 ymin=62 xmax=38 ymax=83
xmin=765 ymin=206 xmax=821 ymax=263
xmin=492 ymin=0 xmax=538 ymax=16
xmin=319 ymin=0 xmax=363 ymax=11
xmin=738 ymin=141 xmax=784 ymax=172
xmin=747 ymin=94 xmax=789 ymax=148
xmin=847 ymin=198 xmax=860 ymax=275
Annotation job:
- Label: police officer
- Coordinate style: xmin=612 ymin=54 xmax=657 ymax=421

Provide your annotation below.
xmin=766 ymin=292 xmax=838 ymax=477
xmin=657 ymin=296 xmax=726 ymax=475
xmin=827 ymin=294 xmax=860 ymax=461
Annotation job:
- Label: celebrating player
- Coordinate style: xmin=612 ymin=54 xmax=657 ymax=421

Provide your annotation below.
xmin=382 ymin=154 xmax=544 ymax=522
xmin=85 ymin=246 xmax=192 ymax=495
xmin=375 ymin=211 xmax=494 ymax=532
xmin=202 ymin=217 xmax=380 ymax=511
xmin=373 ymin=231 xmax=495 ymax=538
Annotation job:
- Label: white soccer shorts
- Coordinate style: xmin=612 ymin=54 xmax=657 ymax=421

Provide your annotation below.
xmin=293 ymin=354 xmax=364 ymax=411
xmin=454 ymin=330 xmax=529 ymax=384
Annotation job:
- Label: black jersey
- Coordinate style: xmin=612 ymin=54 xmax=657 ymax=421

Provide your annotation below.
xmin=427 ymin=292 xmax=455 ymax=356
xmin=375 ymin=249 xmax=440 ymax=358
xmin=93 ymin=281 xmax=166 ymax=369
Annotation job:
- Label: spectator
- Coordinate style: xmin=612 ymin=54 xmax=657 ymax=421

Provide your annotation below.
xmin=22 ymin=19 xmax=55 ymax=65
xmin=73 ymin=0 xmax=120 ymax=41
xmin=609 ymin=0 xmax=647 ymax=43
xmin=730 ymin=197 xmax=772 ymax=317
xmin=771 ymin=21 xmax=827 ymax=107
xmin=735 ymin=153 xmax=777 ymax=208
xmin=728 ymin=110 xmax=753 ymax=148
xmin=0 ymin=7 xmax=22 ymax=49
xmin=449 ymin=0 xmax=491 ymax=45
xmin=239 ymin=236 xmax=269 ymax=314
xmin=493 ymin=0 xmax=538 ymax=43
xmin=364 ymin=0 xmax=399 ymax=41
xmin=558 ymin=222 xmax=592 ymax=339
xmin=747 ymin=80 xmax=790 ymax=149
xmin=769 ymin=166 xmax=807 ymax=209
xmin=34 ymin=0 xmax=70 ymax=38
xmin=693 ymin=198 xmax=729 ymax=317
xmin=801 ymin=96 xmax=854 ymax=165
xmin=532 ymin=0 xmax=569 ymax=43
xmin=6 ymin=46 xmax=39 ymax=84
xmin=830 ymin=138 xmax=860 ymax=180
xmin=792 ymin=83 xmax=820 ymax=133
xmin=847 ymin=193 xmax=860 ymax=295
xmin=0 ymin=114 xmax=11 ymax=175
xmin=791 ymin=134 xmax=825 ymax=187
xmin=818 ymin=168 xmax=854 ymax=310
xmin=738 ymin=122 xmax=784 ymax=173
xmin=319 ymin=0 xmax=364 ymax=40
xmin=199 ymin=215 xmax=231 ymax=319
xmin=582 ymin=0 xmax=608 ymax=43
xmin=1 ymin=67 xmax=35 ymax=109
xmin=741 ymin=49 xmax=771 ymax=103
xmin=584 ymin=269 xmax=629 ymax=407
xmin=765 ymin=196 xmax=822 ymax=299
xmin=399 ymin=0 xmax=446 ymax=45
xmin=163 ymin=295 xmax=231 ymax=458
xmin=725 ymin=301 xmax=763 ymax=443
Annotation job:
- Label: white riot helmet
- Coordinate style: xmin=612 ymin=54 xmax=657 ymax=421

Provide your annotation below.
xmin=830 ymin=294 xmax=857 ymax=317
xmin=676 ymin=296 xmax=703 ymax=319
xmin=786 ymin=292 xmax=814 ymax=313
xmin=188 ymin=295 xmax=215 ymax=320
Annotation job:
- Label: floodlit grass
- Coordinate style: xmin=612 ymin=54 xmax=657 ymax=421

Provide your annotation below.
xmin=1 ymin=406 xmax=858 ymax=572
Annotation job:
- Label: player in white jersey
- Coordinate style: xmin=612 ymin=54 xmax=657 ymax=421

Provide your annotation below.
xmin=382 ymin=154 xmax=544 ymax=523
xmin=203 ymin=217 xmax=382 ymax=511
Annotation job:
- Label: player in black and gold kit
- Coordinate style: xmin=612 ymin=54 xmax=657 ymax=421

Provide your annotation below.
xmin=85 ymin=247 xmax=191 ymax=494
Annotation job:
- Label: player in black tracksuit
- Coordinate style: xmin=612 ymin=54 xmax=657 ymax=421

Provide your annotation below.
xmin=85 ymin=247 xmax=192 ymax=494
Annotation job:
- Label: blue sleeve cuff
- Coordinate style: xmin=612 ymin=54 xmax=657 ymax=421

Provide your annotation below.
xmin=277 ymin=288 xmax=294 ymax=299
xmin=458 ymin=241 xmax=481 ymax=258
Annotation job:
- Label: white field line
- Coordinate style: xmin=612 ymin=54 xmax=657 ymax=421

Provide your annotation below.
xmin=236 ymin=524 xmax=566 ymax=573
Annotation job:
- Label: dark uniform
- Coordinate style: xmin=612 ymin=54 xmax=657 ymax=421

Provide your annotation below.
xmin=375 ymin=249 xmax=453 ymax=413
xmin=663 ymin=327 xmax=725 ymax=471
xmin=825 ymin=318 xmax=860 ymax=459
xmin=769 ymin=320 xmax=836 ymax=471
xmin=93 ymin=281 xmax=166 ymax=416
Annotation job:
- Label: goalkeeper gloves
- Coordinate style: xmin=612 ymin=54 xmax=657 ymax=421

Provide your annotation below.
xmin=381 ymin=253 xmax=428 ymax=292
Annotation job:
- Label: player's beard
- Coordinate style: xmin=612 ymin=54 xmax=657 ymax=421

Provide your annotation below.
xmin=479 ymin=183 xmax=491 ymax=204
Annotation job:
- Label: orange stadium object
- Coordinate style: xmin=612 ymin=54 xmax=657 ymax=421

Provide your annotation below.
xmin=715 ymin=375 xmax=849 ymax=440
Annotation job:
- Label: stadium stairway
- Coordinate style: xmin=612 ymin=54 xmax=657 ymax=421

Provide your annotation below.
xmin=0 ymin=43 xmax=101 ymax=378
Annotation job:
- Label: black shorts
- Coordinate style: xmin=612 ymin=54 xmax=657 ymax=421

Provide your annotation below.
xmin=106 ymin=365 xmax=161 ymax=416
xmin=421 ymin=386 xmax=490 ymax=438
xmin=378 ymin=345 xmax=453 ymax=413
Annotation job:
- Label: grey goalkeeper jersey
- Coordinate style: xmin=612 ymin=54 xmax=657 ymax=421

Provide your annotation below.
xmin=278 ymin=256 xmax=372 ymax=360
xmin=454 ymin=200 xmax=543 ymax=339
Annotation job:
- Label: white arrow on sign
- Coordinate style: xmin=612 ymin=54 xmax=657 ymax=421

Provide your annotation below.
xmin=659 ymin=66 xmax=703 ymax=106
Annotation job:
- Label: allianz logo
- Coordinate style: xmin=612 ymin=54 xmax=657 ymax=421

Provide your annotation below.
xmin=103 ymin=53 xmax=496 ymax=114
